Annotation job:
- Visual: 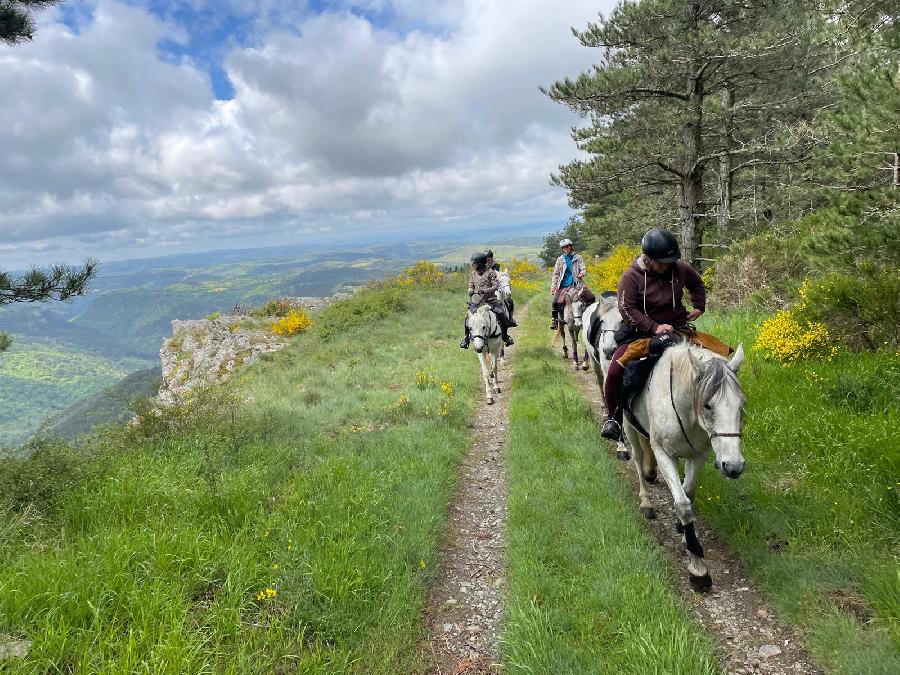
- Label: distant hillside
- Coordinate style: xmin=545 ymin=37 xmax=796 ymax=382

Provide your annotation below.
xmin=37 ymin=367 xmax=162 ymax=441
xmin=0 ymin=237 xmax=542 ymax=448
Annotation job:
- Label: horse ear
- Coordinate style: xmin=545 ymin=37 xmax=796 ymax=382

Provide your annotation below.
xmin=729 ymin=344 xmax=745 ymax=372
xmin=687 ymin=347 xmax=702 ymax=374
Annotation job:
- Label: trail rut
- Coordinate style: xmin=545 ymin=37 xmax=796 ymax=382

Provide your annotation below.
xmin=422 ymin=345 xmax=516 ymax=674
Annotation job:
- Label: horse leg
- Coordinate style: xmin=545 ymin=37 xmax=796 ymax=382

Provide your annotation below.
xmin=624 ymin=424 xmax=654 ymax=518
xmin=560 ymin=329 xmax=569 ymax=359
xmin=477 ymin=351 xmax=494 ymax=405
xmin=492 ymin=345 xmax=501 ymax=393
xmin=654 ymin=450 xmax=711 ymax=591
xmin=642 ymin=441 xmax=657 ymax=483
xmin=571 ymin=329 xmax=580 ymax=370
xmin=683 ymin=455 xmax=704 ymax=502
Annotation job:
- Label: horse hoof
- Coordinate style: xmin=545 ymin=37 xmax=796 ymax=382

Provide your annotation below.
xmin=487 ymin=398 xmax=494 ymax=405
xmin=495 ymin=388 xmax=501 ymax=394
xmin=645 ymin=469 xmax=657 ymax=483
xmin=689 ymin=573 xmax=712 ymax=593
xmin=639 ymin=505 xmax=656 ymax=519
xmin=616 ymin=450 xmax=630 ymax=461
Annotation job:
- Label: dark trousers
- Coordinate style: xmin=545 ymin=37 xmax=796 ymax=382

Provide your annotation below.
xmin=603 ymin=343 xmax=630 ymax=421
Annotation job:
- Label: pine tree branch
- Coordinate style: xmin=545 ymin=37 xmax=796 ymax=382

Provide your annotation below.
xmin=0 ymin=259 xmax=98 ymax=305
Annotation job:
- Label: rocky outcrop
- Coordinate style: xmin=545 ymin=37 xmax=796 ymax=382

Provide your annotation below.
xmin=157 ymin=296 xmax=337 ymax=407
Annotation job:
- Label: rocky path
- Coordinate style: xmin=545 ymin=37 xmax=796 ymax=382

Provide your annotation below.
xmin=422 ymin=347 xmax=515 ymax=674
xmin=571 ymin=365 xmax=820 ymax=675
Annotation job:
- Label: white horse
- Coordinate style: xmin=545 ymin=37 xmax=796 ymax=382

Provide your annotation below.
xmin=582 ymin=292 xmax=632 ymax=461
xmin=468 ymin=304 xmax=503 ymax=404
xmin=555 ymin=285 xmax=589 ymax=371
xmin=624 ymin=342 xmax=746 ymax=591
xmin=497 ymin=268 xmax=513 ymax=367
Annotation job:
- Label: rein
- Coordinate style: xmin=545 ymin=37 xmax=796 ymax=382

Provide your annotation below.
xmin=668 ymin=360 xmax=742 ymax=453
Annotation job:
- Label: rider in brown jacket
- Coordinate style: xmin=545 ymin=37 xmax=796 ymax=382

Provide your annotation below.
xmin=460 ymin=252 xmax=515 ymax=349
xmin=600 ymin=229 xmax=706 ymax=440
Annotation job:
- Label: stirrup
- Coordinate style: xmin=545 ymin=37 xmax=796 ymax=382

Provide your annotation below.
xmin=549 ymin=319 xmax=559 ymax=330
xmin=503 ymin=335 xmax=514 ymax=346
xmin=507 ymin=318 xmax=518 ymax=328
xmin=459 ymin=337 xmax=470 ymax=349
xmin=600 ymin=418 xmax=622 ymax=441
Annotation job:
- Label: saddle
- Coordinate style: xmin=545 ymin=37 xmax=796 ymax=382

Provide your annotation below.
xmin=617 ymin=330 xmax=731 ymax=367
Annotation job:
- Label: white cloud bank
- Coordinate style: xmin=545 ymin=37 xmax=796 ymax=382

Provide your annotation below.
xmin=0 ymin=0 xmax=613 ymax=266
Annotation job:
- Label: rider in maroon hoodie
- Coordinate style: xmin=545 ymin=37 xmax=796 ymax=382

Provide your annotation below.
xmin=600 ymin=228 xmax=706 ymax=440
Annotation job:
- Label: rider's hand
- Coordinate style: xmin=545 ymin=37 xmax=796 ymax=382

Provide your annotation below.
xmin=686 ymin=309 xmax=703 ymax=321
xmin=577 ymin=272 xmax=585 ymax=279
xmin=655 ymin=323 xmax=674 ymax=334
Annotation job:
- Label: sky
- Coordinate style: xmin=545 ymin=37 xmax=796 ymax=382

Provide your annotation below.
xmin=1 ymin=0 xmax=615 ymax=268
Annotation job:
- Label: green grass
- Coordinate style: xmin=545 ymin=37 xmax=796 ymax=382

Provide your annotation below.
xmin=0 ymin=280 xmax=535 ymax=673
xmin=694 ymin=310 xmax=900 ymax=674
xmin=501 ymin=301 xmax=717 ymax=674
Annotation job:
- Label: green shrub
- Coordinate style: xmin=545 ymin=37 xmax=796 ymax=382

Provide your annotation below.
xmin=0 ymin=440 xmax=95 ymax=514
xmin=250 ymin=298 xmax=295 ymax=317
xmin=314 ymin=287 xmax=410 ymax=340
xmin=794 ymin=267 xmax=899 ymax=351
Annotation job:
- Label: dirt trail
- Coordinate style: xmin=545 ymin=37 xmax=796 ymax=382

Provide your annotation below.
xmin=572 ymin=365 xmax=820 ymax=675
xmin=422 ymin=346 xmax=516 ymax=674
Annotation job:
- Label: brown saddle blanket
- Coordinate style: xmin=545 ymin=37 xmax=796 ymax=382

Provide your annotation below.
xmin=617 ymin=331 xmax=732 ymax=367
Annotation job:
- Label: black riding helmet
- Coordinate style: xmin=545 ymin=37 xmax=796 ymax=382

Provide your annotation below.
xmin=484 ymin=249 xmax=494 ymax=259
xmin=641 ymin=228 xmax=680 ymax=263
xmin=471 ymin=252 xmax=488 ymax=269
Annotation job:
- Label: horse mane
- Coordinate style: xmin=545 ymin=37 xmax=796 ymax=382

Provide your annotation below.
xmin=670 ymin=344 xmax=742 ymax=408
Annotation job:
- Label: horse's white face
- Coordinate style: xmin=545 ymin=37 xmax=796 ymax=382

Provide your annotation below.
xmin=572 ymin=300 xmax=585 ymax=328
xmin=695 ymin=346 xmax=747 ymax=479
xmin=598 ymin=304 xmax=622 ymax=359
xmin=469 ymin=307 xmax=493 ymax=354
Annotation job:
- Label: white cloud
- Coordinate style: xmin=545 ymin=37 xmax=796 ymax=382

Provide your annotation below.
xmin=0 ymin=0 xmax=612 ymax=267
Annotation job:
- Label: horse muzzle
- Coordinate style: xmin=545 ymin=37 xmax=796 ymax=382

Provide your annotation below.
xmin=715 ymin=458 xmax=745 ymax=479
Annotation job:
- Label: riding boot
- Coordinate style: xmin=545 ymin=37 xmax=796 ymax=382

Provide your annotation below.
xmin=549 ymin=309 xmax=559 ymax=331
xmin=501 ymin=326 xmax=514 ymax=346
xmin=459 ymin=322 xmax=470 ymax=349
xmin=601 ymin=413 xmax=623 ymax=441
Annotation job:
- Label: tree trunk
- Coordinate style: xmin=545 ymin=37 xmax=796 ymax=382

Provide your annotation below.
xmin=679 ymin=88 xmax=704 ymax=270
xmin=716 ymin=87 xmax=734 ymax=243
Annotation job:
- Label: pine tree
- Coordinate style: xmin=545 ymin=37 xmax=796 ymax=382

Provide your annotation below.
xmin=545 ymin=0 xmax=829 ymax=267
xmin=0 ymin=0 xmax=60 ymax=45
xmin=0 ymin=260 xmax=97 ymax=352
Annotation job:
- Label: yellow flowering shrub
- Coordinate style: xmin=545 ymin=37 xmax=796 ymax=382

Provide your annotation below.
xmin=271 ymin=309 xmax=313 ymax=336
xmin=505 ymin=258 xmax=540 ymax=281
xmin=397 ymin=261 xmax=447 ymax=287
xmin=586 ymin=244 xmax=640 ymax=292
xmin=754 ymin=310 xmax=832 ymax=363
xmin=510 ymin=278 xmax=540 ymax=291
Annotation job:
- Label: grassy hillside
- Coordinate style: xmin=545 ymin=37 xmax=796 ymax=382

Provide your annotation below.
xmin=0 ymin=240 xmax=542 ymax=448
xmin=0 ymin=278 xmax=534 ymax=672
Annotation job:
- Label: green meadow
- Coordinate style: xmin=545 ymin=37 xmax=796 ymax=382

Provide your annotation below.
xmin=0 ymin=279 xmax=526 ymax=673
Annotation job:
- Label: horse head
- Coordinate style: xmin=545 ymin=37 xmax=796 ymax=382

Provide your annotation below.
xmin=469 ymin=305 xmax=495 ymax=354
xmin=567 ymin=286 xmax=586 ymax=328
xmin=596 ymin=299 xmax=622 ymax=359
xmin=686 ymin=345 xmax=747 ymax=479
